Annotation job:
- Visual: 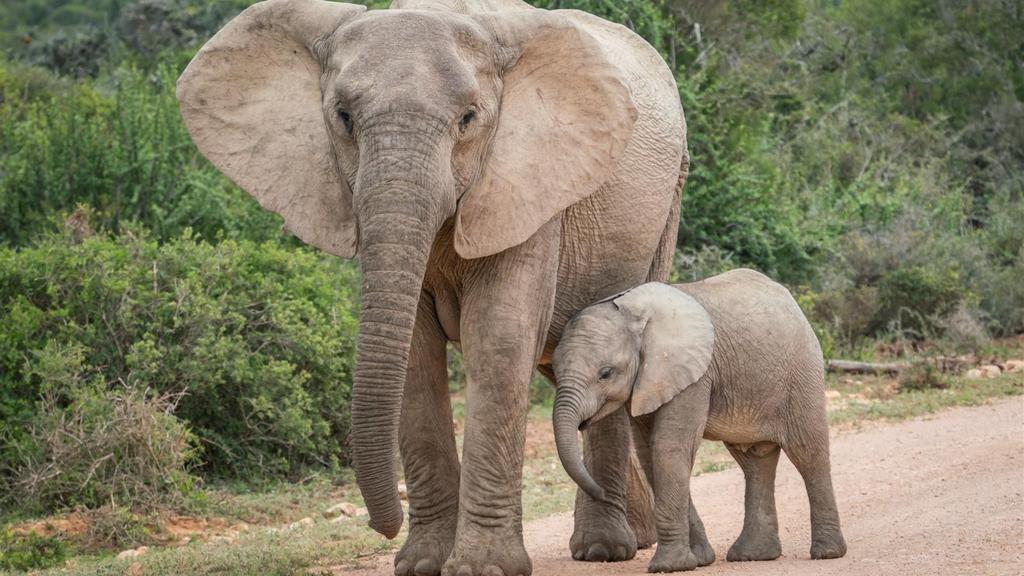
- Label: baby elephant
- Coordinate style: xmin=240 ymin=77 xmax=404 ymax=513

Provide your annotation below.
xmin=553 ymin=269 xmax=846 ymax=572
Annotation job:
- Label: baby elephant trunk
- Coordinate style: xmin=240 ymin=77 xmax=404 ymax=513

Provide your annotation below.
xmin=553 ymin=385 xmax=607 ymax=502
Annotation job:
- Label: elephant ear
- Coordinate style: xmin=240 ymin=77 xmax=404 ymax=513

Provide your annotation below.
xmin=454 ymin=12 xmax=638 ymax=259
xmin=614 ymin=283 xmax=715 ymax=417
xmin=177 ymin=0 xmax=365 ymax=258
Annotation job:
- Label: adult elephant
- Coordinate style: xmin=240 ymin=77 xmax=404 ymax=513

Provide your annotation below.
xmin=177 ymin=0 xmax=687 ymax=574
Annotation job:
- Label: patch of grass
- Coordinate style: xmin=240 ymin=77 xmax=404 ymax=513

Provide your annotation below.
xmin=198 ymin=476 xmax=361 ymax=527
xmin=0 ymin=529 xmax=68 ymax=572
xmin=521 ymin=453 xmax=576 ymax=522
xmin=694 ymin=442 xmax=734 ymax=476
xmin=828 ymin=372 xmax=1022 ymax=428
xmin=4 ymin=519 xmax=393 ymax=576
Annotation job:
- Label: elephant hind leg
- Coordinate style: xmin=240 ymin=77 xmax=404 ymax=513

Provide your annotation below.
xmin=725 ymin=441 xmax=783 ymax=562
xmin=781 ymin=414 xmax=847 ymax=560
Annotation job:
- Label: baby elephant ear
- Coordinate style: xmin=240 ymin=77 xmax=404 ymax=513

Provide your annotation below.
xmin=614 ymin=283 xmax=715 ymax=417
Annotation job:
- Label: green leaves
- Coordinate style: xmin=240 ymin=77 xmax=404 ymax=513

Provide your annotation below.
xmin=0 ymin=230 xmax=361 ymax=488
xmin=0 ymin=61 xmax=283 ymax=247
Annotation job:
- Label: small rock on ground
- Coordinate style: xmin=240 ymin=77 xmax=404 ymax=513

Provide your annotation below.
xmin=117 ymin=546 xmax=149 ymax=560
xmin=324 ymin=502 xmax=358 ymax=519
xmin=287 ymin=517 xmax=315 ymax=530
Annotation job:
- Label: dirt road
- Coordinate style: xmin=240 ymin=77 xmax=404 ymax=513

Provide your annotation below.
xmin=331 ymin=398 xmax=1024 ymax=576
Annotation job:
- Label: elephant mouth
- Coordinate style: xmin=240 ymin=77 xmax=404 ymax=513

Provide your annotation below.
xmin=578 ymin=419 xmax=590 ymax=431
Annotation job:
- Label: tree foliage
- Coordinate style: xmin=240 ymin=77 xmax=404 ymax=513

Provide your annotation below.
xmin=0 ymin=225 xmax=361 ymax=489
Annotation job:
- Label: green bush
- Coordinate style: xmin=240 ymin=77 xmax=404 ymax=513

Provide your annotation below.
xmin=0 ymin=226 xmax=360 ymax=485
xmin=898 ymin=360 xmax=948 ymax=392
xmin=876 ymin=267 xmax=965 ymax=338
xmin=0 ymin=60 xmax=283 ymax=247
xmin=8 ymin=382 xmax=200 ymax=514
xmin=0 ymin=529 xmax=68 ymax=572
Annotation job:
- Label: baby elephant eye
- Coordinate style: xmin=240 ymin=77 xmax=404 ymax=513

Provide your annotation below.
xmin=598 ymin=366 xmax=615 ymax=380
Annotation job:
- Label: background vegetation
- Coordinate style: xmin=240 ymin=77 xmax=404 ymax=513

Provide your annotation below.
xmin=0 ymin=0 xmax=1021 ymax=567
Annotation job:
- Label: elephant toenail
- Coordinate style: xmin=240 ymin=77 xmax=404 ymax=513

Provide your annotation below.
xmin=572 ymin=548 xmax=584 ymax=560
xmin=587 ymin=543 xmax=610 ymax=561
xmin=481 ymin=566 xmax=504 ymax=576
xmin=615 ymin=546 xmax=627 ymax=559
xmin=414 ymin=558 xmax=439 ymax=576
xmin=455 ymin=566 xmax=473 ymax=576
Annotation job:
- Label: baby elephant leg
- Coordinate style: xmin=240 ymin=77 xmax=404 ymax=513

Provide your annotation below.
xmin=782 ymin=417 xmax=847 ymax=560
xmin=647 ymin=386 xmax=710 ymax=573
xmin=632 ymin=421 xmax=713 ymax=568
xmin=725 ymin=442 xmax=783 ymax=562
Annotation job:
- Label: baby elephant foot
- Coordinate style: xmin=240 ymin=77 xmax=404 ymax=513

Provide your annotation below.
xmin=810 ymin=531 xmax=847 ymax=560
xmin=690 ymin=540 xmax=715 ymax=567
xmin=570 ymin=499 xmax=637 ymax=562
xmin=726 ymin=530 xmax=781 ymax=562
xmin=442 ymin=524 xmax=531 ymax=576
xmin=395 ymin=515 xmax=457 ymax=576
xmin=648 ymin=542 xmax=699 ymax=573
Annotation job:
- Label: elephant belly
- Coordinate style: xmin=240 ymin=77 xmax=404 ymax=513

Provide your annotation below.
xmin=701 ymin=378 xmax=796 ymax=447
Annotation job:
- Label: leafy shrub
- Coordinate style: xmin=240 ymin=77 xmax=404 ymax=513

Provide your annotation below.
xmin=0 ymin=227 xmax=360 ymax=484
xmin=8 ymin=382 xmax=199 ymax=513
xmin=810 ymin=285 xmax=882 ymax=354
xmin=31 ymin=27 xmax=110 ymax=78
xmin=793 ymin=289 xmax=836 ymax=361
xmin=898 ymin=360 xmax=948 ymax=393
xmin=937 ymin=303 xmax=990 ymax=353
xmin=81 ymin=505 xmax=155 ymax=549
xmin=0 ymin=61 xmax=283 ymax=247
xmin=876 ymin=267 xmax=964 ymax=338
xmin=0 ymin=529 xmax=68 ymax=571
xmin=672 ymin=245 xmax=738 ymax=283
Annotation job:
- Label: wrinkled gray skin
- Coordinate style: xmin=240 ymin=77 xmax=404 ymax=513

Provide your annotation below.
xmin=176 ymin=0 xmax=687 ymax=574
xmin=553 ymin=270 xmax=848 ymax=573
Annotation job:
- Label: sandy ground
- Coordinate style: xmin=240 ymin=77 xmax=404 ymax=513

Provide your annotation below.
xmin=331 ymin=398 xmax=1024 ymax=576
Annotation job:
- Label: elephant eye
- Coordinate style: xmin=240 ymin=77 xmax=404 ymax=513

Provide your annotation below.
xmin=598 ymin=366 xmax=615 ymax=380
xmin=458 ymin=109 xmax=476 ymax=133
xmin=337 ymin=110 xmax=353 ymax=134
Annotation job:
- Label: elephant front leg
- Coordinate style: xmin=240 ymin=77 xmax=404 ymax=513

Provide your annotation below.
xmin=443 ymin=223 xmax=559 ymax=576
xmin=571 ymin=408 xmax=638 ymax=562
xmin=396 ymin=298 xmax=460 ymax=576
xmin=647 ymin=386 xmax=710 ymax=573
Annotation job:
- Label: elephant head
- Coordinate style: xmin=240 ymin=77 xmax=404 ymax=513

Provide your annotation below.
xmin=176 ymin=0 xmax=638 ymax=539
xmin=551 ymin=282 xmax=715 ymax=502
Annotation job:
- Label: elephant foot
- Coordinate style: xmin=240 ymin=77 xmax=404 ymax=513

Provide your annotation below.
xmin=726 ymin=528 xmax=781 ymax=562
xmin=809 ymin=530 xmax=847 ymax=560
xmin=570 ymin=498 xmax=637 ymax=562
xmin=395 ymin=514 xmax=457 ymax=576
xmin=442 ymin=523 xmax=531 ymax=576
xmin=690 ymin=540 xmax=715 ymax=567
xmin=647 ymin=542 xmax=698 ymax=573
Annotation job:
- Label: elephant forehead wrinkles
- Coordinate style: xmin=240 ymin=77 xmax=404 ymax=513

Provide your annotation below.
xmin=328 ymin=13 xmax=489 ymax=113
xmin=556 ymin=312 xmax=629 ymax=366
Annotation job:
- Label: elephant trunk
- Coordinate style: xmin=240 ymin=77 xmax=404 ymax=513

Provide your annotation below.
xmin=553 ymin=383 xmax=607 ymax=503
xmin=349 ymin=116 xmax=451 ymax=539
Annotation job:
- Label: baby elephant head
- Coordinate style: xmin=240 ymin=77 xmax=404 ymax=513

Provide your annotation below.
xmin=551 ymin=283 xmax=715 ymax=501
